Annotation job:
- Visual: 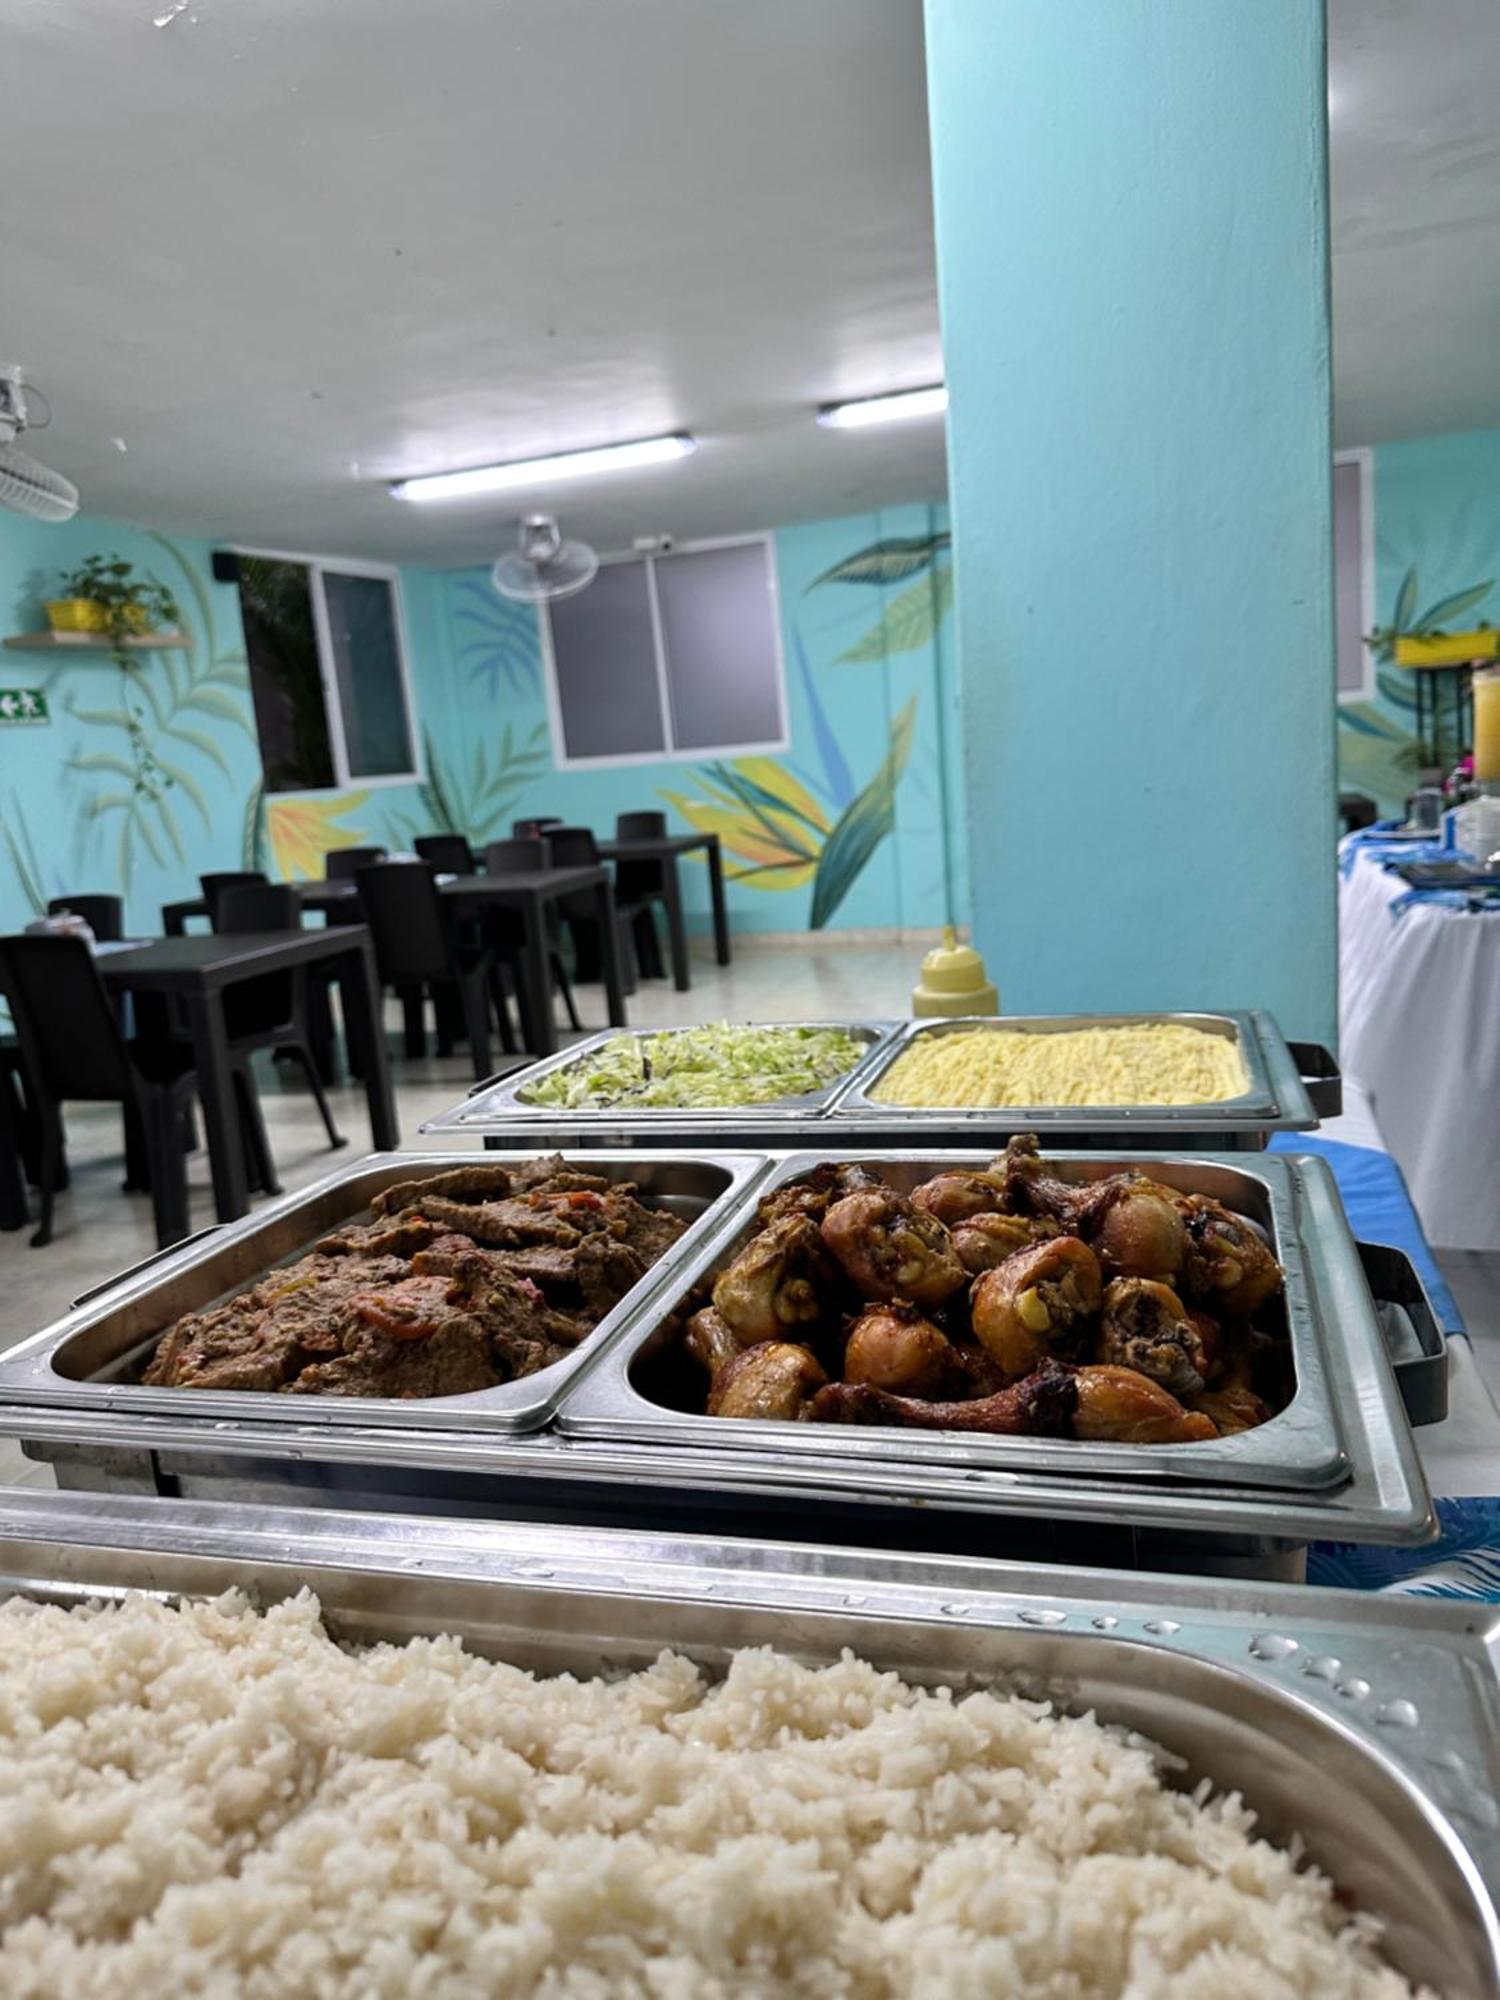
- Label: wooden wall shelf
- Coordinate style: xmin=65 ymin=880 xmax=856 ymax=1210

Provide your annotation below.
xmin=3 ymin=630 xmax=190 ymax=653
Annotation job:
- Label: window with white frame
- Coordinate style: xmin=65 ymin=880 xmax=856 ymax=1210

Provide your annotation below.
xmin=1333 ymin=450 xmax=1375 ymax=700
xmin=233 ymin=553 xmax=421 ymax=790
xmin=540 ymin=536 xmax=788 ymax=767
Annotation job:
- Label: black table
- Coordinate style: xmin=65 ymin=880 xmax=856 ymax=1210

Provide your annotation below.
xmin=297 ymin=865 xmax=628 ymax=1059
xmin=99 ymin=928 xmax=396 ymax=1226
xmin=598 ymin=832 xmax=731 ymax=992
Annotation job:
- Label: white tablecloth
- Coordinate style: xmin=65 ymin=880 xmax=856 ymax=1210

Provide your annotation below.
xmin=1339 ymin=845 xmax=1500 ymax=1250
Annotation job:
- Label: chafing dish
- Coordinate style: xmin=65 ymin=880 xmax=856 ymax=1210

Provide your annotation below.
xmin=0 ymin=1150 xmax=765 ymax=1435
xmin=0 ymin=1151 xmax=1433 ymax=1577
xmin=556 ymin=1149 xmax=1434 ymax=1535
xmin=828 ymin=1009 xmax=1341 ymax=1142
xmin=427 ymin=1011 xmax=1341 ymax=1151
xmin=0 ymin=1490 xmax=1492 ymax=1997
xmin=424 ymin=1020 xmax=899 ymax=1146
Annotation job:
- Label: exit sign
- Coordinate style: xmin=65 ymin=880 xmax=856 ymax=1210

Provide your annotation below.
xmin=0 ymin=688 xmax=49 ymax=725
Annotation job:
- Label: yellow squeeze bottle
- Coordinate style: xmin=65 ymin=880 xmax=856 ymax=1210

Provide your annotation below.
xmin=912 ymin=927 xmax=999 ymax=1018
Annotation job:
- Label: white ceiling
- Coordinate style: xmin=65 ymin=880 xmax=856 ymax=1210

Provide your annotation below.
xmin=1329 ymin=0 xmax=1500 ymax=448
xmin=5 ymin=0 xmax=1499 ymax=562
xmin=5 ymin=0 xmax=943 ymax=563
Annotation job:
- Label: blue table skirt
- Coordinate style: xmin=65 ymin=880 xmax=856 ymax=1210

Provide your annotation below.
xmin=1267 ymin=1133 xmax=1464 ymax=1334
xmin=1266 ymin=1133 xmax=1496 ymax=1595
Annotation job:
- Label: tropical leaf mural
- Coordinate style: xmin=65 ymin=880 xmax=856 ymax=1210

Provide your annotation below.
xmin=2 ymin=794 xmax=48 ymax=917
xmin=662 ymin=700 xmax=918 ymax=930
xmin=63 ymin=534 xmax=254 ymax=889
xmin=810 ymin=697 xmax=917 ymax=929
xmin=659 ymin=520 xmax=953 ymax=924
xmin=1336 ymin=701 xmax=1422 ymax=817
xmin=1366 ymin=566 xmax=1494 ymax=661
xmin=453 ymin=578 xmax=540 ymax=698
xmin=265 ymin=790 xmax=371 ymax=879
xmin=807 ymin=532 xmax=950 ymax=590
xmin=834 ymin=565 xmax=954 ymax=665
xmin=662 ymin=762 xmax=832 ymax=891
xmin=385 ymin=721 xmax=552 ymax=851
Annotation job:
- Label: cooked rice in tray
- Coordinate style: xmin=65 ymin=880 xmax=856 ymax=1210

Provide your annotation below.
xmin=0 ymin=1592 xmax=1423 ymax=1998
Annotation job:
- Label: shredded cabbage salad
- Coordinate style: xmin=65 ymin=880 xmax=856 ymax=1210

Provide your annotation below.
xmin=519 ymin=1023 xmax=867 ymax=1110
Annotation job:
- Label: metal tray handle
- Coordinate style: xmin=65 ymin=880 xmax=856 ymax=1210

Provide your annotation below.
xmin=70 ymin=1224 xmax=224 ymax=1311
xmin=1355 ymin=1240 xmax=1449 ymax=1428
xmin=1288 ymin=1040 xmax=1343 ymax=1121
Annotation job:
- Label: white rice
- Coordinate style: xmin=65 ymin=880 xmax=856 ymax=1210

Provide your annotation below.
xmin=0 ymin=1590 xmax=1426 ymax=1999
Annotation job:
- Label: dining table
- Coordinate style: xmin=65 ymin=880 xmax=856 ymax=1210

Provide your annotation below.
xmin=597 ymin=831 xmax=730 ymax=993
xmin=166 ymin=864 xmax=627 ymax=1060
xmin=98 ymin=927 xmax=397 ymax=1232
xmin=1338 ymin=827 xmax=1500 ymax=1250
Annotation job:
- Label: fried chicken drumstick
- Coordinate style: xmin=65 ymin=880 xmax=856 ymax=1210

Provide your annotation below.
xmin=811 ymin=1357 xmax=1077 ymax=1435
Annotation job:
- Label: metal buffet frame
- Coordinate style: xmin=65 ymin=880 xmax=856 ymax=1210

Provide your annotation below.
xmin=0 ymin=1491 xmax=1493 ymax=1998
xmin=0 ymin=1151 xmax=768 ymax=1435
xmin=425 ymin=1011 xmax=1341 ymax=1150
xmin=0 ymin=1145 xmax=1433 ymax=1572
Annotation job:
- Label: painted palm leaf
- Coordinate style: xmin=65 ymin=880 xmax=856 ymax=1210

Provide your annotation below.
xmin=1411 ymin=581 xmax=1494 ymax=634
xmin=1392 ymin=567 xmax=1420 ymax=634
xmin=834 ymin=566 xmax=954 ymax=665
xmin=807 ymin=533 xmax=951 ymax=591
xmin=809 ymin=698 xmax=916 ymax=929
xmin=791 ymin=626 xmax=853 ymax=807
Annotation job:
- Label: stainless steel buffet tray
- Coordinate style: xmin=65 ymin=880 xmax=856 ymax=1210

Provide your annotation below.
xmin=427 ymin=1010 xmax=1340 ymax=1149
xmin=425 ymin=1020 xmax=899 ymax=1143
xmin=560 ymin=1150 xmax=1427 ymax=1503
xmin=830 ymin=1008 xmax=1330 ymax=1134
xmin=0 ymin=1490 xmax=1492 ymax=1997
xmin=0 ymin=1150 xmax=766 ymax=1435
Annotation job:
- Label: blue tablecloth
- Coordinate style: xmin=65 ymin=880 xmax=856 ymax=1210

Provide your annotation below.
xmin=1268 ymin=1132 xmax=1464 ymax=1334
xmin=1269 ymin=1131 xmax=1500 ymax=1596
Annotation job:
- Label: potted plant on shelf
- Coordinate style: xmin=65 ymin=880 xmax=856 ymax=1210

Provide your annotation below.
xmin=45 ymin=554 xmax=182 ymax=662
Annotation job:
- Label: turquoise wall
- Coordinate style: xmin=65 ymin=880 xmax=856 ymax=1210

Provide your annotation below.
xmin=1337 ymin=427 xmax=1500 ymax=814
xmin=0 ymin=505 xmax=962 ymax=944
xmin=925 ymin=0 xmax=1337 ymax=1043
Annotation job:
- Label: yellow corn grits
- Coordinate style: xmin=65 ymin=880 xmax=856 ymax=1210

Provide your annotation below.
xmin=870 ymin=1022 xmax=1247 ymax=1108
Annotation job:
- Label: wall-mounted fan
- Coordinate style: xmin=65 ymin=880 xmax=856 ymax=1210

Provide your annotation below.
xmin=491 ymin=514 xmax=598 ymax=602
xmin=0 ymin=365 xmax=79 ymax=522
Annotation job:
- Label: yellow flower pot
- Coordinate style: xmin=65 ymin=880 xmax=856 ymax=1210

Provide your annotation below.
xmin=1394 ymin=629 xmax=1500 ymax=668
xmin=44 ymin=598 xmax=111 ymax=635
xmin=119 ymin=604 xmax=151 ymax=634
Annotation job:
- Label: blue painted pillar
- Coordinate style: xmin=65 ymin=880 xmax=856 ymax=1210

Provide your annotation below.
xmin=925 ymin=0 xmax=1336 ymax=1042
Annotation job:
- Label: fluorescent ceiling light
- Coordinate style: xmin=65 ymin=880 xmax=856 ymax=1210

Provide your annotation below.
xmin=818 ymin=385 xmax=948 ymax=430
xmin=391 ymin=432 xmax=694 ymax=504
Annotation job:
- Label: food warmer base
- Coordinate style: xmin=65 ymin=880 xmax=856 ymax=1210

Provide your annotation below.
xmin=0 ymin=1144 xmax=1437 ymax=1585
xmin=0 ymin=1490 xmax=1493 ymax=1998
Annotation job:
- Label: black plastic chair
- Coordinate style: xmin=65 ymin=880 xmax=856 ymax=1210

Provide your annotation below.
xmin=354 ymin=862 xmax=514 ymax=1081
xmin=483 ymin=837 xmax=548 ymax=872
xmin=611 ymin=813 xmax=677 ymax=977
xmin=200 ymin=871 xmax=267 ymax=925
xmin=513 ymin=817 xmax=563 ymax=839
xmin=479 ymin=841 xmax=582 ymax=1034
xmin=0 ymin=934 xmax=198 ymax=1248
xmin=415 ymin=833 xmax=476 ymax=874
xmin=326 ymin=846 xmax=387 ymax=882
xmin=215 ymin=884 xmax=345 ymax=1184
xmin=547 ymin=827 xmax=654 ymax=990
xmin=47 ymin=894 xmax=125 ymax=942
xmin=616 ymin=810 xmax=669 ymax=842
